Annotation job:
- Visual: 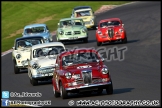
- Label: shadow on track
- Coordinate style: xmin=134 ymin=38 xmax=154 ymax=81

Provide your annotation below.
xmin=13 ymin=69 xmax=28 ymax=74
xmin=101 ymin=39 xmax=139 ymax=46
xmin=63 ymin=39 xmax=97 ymax=45
xmin=55 ymin=88 xmax=134 ymax=99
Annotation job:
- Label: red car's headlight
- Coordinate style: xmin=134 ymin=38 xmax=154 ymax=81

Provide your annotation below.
xmin=97 ymin=31 xmax=102 ymax=35
xmin=65 ymin=72 xmax=72 ymax=79
xmin=101 ymin=68 xmax=109 ymax=74
xmin=119 ymin=29 xmax=123 ymax=33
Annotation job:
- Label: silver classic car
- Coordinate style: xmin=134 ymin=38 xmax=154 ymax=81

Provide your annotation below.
xmin=28 ymin=42 xmax=65 ymax=86
xmin=22 ymin=23 xmax=53 ymax=42
xmin=12 ymin=36 xmax=47 ymax=74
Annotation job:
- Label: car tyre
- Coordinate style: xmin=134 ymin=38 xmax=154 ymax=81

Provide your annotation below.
xmin=31 ymin=78 xmax=38 ymax=86
xmin=57 ymin=38 xmax=64 ymax=44
xmin=53 ymin=86 xmax=60 ymax=98
xmin=122 ymin=36 xmax=127 ymax=43
xmin=83 ymin=91 xmax=92 ymax=96
xmin=97 ymin=88 xmax=103 ymax=95
xmin=97 ymin=41 xmax=102 ymax=46
xmin=83 ymin=38 xmax=88 ymax=43
xmin=93 ymin=26 xmax=97 ymax=30
xmin=13 ymin=60 xmax=19 ymax=74
xmin=106 ymin=80 xmax=113 ymax=95
xmin=50 ymin=37 xmax=53 ymax=42
xmin=30 ymin=79 xmax=32 ymax=84
xmin=62 ymin=41 xmax=66 ymax=44
xmin=56 ymin=36 xmax=60 ymax=42
xmin=60 ymin=82 xmax=68 ymax=99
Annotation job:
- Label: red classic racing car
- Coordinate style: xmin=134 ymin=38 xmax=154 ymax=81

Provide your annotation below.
xmin=96 ymin=18 xmax=127 ymax=46
xmin=52 ymin=48 xmax=113 ymax=99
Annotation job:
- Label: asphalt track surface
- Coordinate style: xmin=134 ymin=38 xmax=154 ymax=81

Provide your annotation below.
xmin=1 ymin=1 xmax=161 ymax=107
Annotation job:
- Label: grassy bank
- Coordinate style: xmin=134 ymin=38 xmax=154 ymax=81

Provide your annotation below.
xmin=2 ymin=1 xmax=130 ymax=52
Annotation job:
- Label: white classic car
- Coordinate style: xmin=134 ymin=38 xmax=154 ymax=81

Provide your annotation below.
xmin=28 ymin=42 xmax=65 ymax=86
xmin=12 ymin=36 xmax=47 ymax=74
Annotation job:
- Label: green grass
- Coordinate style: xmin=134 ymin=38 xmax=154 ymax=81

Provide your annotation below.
xmin=2 ymin=1 xmax=130 ymax=52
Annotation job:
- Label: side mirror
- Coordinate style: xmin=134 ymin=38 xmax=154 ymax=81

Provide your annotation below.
xmin=46 ymin=30 xmax=49 ymax=33
xmin=71 ymin=14 xmax=73 ymax=18
xmin=55 ymin=63 xmax=59 ymax=68
xmin=59 ymin=49 xmax=65 ymax=53
xmin=101 ymin=57 xmax=105 ymax=62
xmin=58 ymin=23 xmax=60 ymax=26
xmin=12 ymin=47 xmax=15 ymax=49
xmin=65 ymin=49 xmax=68 ymax=51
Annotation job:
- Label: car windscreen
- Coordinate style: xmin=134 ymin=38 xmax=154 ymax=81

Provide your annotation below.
xmin=62 ymin=52 xmax=99 ymax=66
xmin=33 ymin=46 xmax=65 ymax=58
xmin=16 ymin=38 xmax=43 ymax=50
xmin=60 ymin=19 xmax=83 ymax=28
xmin=100 ymin=21 xmax=121 ymax=27
xmin=75 ymin=10 xmax=92 ymax=17
xmin=25 ymin=26 xmax=45 ymax=34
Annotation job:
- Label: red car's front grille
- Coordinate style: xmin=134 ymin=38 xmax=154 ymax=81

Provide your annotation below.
xmin=73 ymin=78 xmax=102 ymax=85
xmin=75 ymin=80 xmax=84 ymax=85
xmin=108 ymin=29 xmax=114 ymax=38
xmin=82 ymin=70 xmax=92 ymax=84
xmin=92 ymin=78 xmax=102 ymax=83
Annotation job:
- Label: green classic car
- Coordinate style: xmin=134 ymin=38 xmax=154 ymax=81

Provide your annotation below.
xmin=56 ymin=18 xmax=88 ymax=43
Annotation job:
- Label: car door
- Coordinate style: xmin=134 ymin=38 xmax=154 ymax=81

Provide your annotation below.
xmin=53 ymin=56 xmax=60 ymax=90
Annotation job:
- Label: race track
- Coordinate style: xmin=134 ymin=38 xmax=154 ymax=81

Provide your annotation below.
xmin=2 ymin=1 xmax=161 ymax=107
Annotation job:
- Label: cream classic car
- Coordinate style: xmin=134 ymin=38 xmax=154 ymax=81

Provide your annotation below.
xmin=12 ymin=36 xmax=47 ymax=74
xmin=28 ymin=42 xmax=65 ymax=86
xmin=71 ymin=6 xmax=97 ymax=30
